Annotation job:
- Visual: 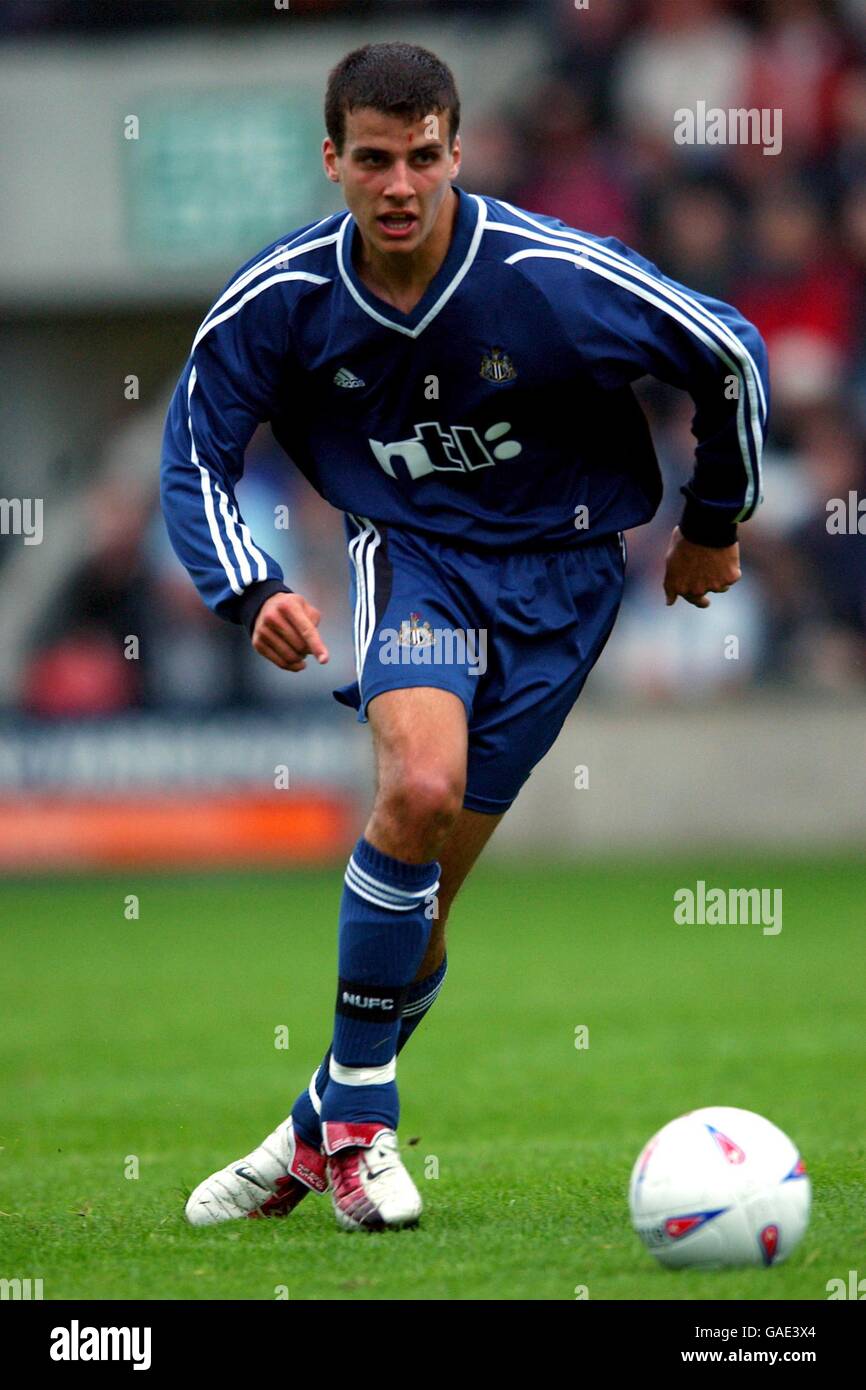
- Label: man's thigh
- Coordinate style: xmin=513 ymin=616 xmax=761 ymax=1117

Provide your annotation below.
xmin=367 ymin=685 xmax=468 ymax=794
xmin=364 ymin=686 xmax=469 ymax=861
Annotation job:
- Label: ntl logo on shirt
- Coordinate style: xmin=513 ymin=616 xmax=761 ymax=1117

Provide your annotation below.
xmin=369 ymin=421 xmax=522 ymax=480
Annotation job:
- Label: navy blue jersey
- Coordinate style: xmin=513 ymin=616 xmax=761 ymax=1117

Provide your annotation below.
xmin=160 ymin=184 xmax=768 ymax=625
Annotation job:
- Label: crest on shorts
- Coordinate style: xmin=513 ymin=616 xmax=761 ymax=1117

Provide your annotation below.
xmin=398 ymin=612 xmax=435 ymax=648
xmin=480 ymin=347 xmax=517 ymax=384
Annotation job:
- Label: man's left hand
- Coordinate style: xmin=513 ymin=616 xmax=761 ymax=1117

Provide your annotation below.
xmin=663 ymin=527 xmax=741 ymax=608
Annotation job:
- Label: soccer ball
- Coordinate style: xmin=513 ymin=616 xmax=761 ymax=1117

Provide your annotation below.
xmin=628 ymin=1106 xmax=810 ymax=1269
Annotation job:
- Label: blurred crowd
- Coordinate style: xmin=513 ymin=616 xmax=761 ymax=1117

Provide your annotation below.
xmin=474 ymin=0 xmax=866 ymax=699
xmin=12 ymin=0 xmax=866 ymax=713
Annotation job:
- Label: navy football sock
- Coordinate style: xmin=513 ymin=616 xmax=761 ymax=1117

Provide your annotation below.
xmin=291 ymin=954 xmax=448 ymax=1147
xmin=291 ymin=1051 xmax=332 ymax=1148
xmin=396 ymin=952 xmax=448 ymax=1051
xmin=308 ymin=835 xmax=439 ymax=1135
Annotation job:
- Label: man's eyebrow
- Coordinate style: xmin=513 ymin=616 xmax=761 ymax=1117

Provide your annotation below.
xmin=351 ymin=142 xmax=445 ymax=157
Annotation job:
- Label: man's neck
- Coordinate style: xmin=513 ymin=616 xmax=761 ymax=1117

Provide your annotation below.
xmin=354 ymin=185 xmax=458 ymax=315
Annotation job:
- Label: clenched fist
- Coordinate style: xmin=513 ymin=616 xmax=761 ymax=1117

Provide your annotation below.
xmin=251 ymin=592 xmax=329 ymax=671
xmin=663 ymin=527 xmax=741 ymax=609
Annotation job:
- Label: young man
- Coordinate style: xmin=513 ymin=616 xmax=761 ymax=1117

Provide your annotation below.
xmin=161 ymin=43 xmax=767 ymax=1232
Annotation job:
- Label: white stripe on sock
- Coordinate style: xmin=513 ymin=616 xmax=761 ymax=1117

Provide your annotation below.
xmin=329 ymin=1056 xmax=397 ymax=1087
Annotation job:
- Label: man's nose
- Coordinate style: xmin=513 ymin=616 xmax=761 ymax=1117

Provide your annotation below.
xmin=384 ymin=160 xmax=414 ymax=198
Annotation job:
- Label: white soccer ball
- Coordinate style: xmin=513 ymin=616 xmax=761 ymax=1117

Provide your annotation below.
xmin=628 ymin=1106 xmax=810 ymax=1269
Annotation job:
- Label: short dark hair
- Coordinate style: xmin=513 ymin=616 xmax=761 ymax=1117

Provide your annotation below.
xmin=325 ymin=42 xmax=460 ymax=155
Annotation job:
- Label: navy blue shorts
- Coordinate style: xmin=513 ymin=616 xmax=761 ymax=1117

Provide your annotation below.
xmin=332 ymin=514 xmax=626 ymax=814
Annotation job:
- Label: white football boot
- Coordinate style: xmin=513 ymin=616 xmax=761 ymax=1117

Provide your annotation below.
xmin=322 ymin=1122 xmax=423 ymax=1231
xmin=185 ymin=1114 xmax=327 ymax=1226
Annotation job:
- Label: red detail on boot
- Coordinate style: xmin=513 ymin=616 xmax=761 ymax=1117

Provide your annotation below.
xmin=248 ymin=1175 xmax=309 ymax=1219
xmin=322 ymin=1121 xmax=388 ymax=1156
xmin=289 ymin=1136 xmax=328 ymax=1194
xmin=327 ymin=1147 xmax=385 ymax=1229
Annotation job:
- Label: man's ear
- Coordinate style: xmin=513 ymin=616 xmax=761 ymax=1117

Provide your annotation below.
xmin=322 ymin=137 xmax=341 ymax=184
xmin=449 ymin=134 xmax=461 ymax=179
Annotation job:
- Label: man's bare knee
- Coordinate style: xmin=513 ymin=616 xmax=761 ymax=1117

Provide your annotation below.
xmin=374 ymin=769 xmax=464 ymax=850
xmin=365 ymin=688 xmax=468 ymax=861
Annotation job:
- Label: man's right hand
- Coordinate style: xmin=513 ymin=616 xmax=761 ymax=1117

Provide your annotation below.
xmin=251 ymin=592 xmax=329 ymax=671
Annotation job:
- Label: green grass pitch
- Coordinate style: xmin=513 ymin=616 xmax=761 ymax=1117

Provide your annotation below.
xmin=1 ymin=858 xmax=863 ymax=1301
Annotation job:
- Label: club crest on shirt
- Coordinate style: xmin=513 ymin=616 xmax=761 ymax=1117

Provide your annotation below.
xmin=398 ymin=612 xmax=435 ymax=648
xmin=480 ymin=347 xmax=517 ymax=384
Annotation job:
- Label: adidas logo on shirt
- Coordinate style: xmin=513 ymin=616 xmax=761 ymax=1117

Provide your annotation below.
xmin=334 ymin=366 xmax=366 ymax=389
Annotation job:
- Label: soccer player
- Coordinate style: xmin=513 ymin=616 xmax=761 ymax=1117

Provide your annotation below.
xmin=161 ymin=43 xmax=767 ymax=1231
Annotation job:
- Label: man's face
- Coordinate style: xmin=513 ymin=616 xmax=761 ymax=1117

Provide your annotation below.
xmin=323 ymin=107 xmax=461 ymax=255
